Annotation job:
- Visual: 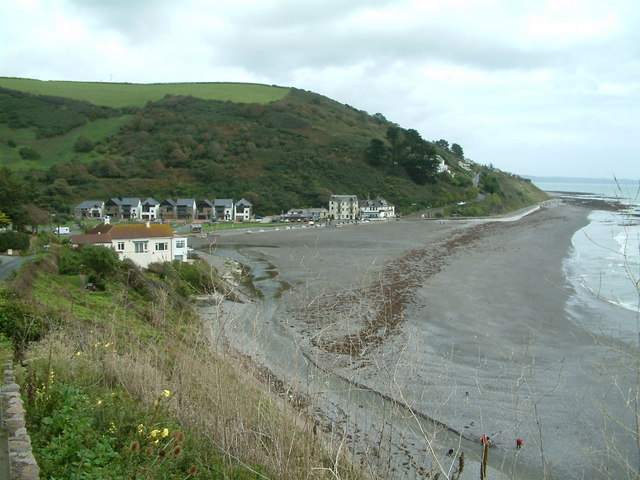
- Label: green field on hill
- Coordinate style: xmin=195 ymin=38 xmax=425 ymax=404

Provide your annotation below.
xmin=0 ymin=77 xmax=290 ymax=107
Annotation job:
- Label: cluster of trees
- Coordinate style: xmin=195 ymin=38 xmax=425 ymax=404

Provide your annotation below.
xmin=365 ymin=126 xmax=440 ymax=185
xmin=434 ymin=139 xmax=464 ymax=159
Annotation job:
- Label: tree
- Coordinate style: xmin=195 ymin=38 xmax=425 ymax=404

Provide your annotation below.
xmin=451 ymin=143 xmax=464 ymax=158
xmin=435 ymin=139 xmax=450 ymax=151
xmin=365 ymin=138 xmax=390 ymax=167
xmin=79 ymin=244 xmax=121 ymax=284
xmin=22 ymin=203 xmax=50 ymax=233
xmin=386 ymin=126 xmax=404 ymax=165
xmin=0 ymin=209 xmax=11 ymax=229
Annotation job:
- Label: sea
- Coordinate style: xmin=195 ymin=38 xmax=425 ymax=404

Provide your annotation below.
xmin=531 ymin=177 xmax=640 ymax=343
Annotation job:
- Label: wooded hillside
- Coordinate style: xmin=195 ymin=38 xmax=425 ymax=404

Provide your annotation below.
xmin=0 ymin=78 xmax=547 ymax=222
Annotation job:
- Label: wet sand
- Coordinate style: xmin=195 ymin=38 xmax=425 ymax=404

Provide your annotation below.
xmin=195 ymin=202 xmax=638 ymax=479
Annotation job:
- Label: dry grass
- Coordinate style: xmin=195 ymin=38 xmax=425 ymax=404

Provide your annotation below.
xmin=17 ymin=293 xmax=363 ymax=479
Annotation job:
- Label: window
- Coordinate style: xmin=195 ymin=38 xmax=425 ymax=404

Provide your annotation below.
xmin=116 ymin=242 xmax=125 ymax=251
xmin=134 ymin=241 xmax=147 ymax=253
xmin=175 ymin=240 xmax=185 ymax=249
xmin=155 ymin=242 xmax=168 ymax=251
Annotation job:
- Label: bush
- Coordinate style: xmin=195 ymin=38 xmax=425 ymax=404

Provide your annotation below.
xmin=57 ymin=249 xmax=83 ymax=275
xmin=73 ymin=135 xmax=94 ymax=153
xmin=0 ymin=286 xmax=47 ymax=347
xmin=78 ymin=244 xmax=121 ymax=283
xmin=0 ymin=230 xmax=30 ymax=251
xmin=18 ymin=146 xmax=41 ymax=160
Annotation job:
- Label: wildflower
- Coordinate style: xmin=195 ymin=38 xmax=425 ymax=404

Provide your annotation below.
xmin=130 ymin=440 xmax=140 ymax=453
xmin=173 ymin=430 xmax=185 ymax=442
xmin=187 ymin=465 xmax=198 ymax=476
xmin=158 ymin=449 xmax=167 ymax=458
xmin=108 ymin=422 xmax=117 ymax=433
xmin=173 ymin=445 xmax=183 ymax=458
xmin=150 ymin=429 xmax=159 ymax=438
xmin=145 ymin=446 xmax=154 ymax=456
xmin=153 ymin=439 xmax=160 ymax=446
xmin=75 ymin=351 xmax=82 ymax=357
xmin=162 ymin=389 xmax=171 ymax=398
xmin=161 ymin=428 xmax=169 ymax=438
xmin=96 ymin=399 xmax=103 ymax=406
xmin=137 ymin=424 xmax=144 ymax=433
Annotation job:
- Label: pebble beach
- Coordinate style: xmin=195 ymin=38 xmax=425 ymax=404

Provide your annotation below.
xmin=195 ymin=201 xmax=638 ymax=479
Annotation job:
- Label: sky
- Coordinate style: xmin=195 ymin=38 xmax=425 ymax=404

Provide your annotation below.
xmin=1 ymin=0 xmax=639 ymax=180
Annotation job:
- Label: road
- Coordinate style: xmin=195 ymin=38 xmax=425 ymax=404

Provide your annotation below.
xmin=0 ymin=255 xmax=31 ymax=281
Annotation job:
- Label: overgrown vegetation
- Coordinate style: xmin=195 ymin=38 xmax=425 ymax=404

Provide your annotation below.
xmin=5 ymin=248 xmax=362 ymax=479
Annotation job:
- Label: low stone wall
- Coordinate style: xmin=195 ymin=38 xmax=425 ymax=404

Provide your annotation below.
xmin=1 ymin=361 xmax=39 ymax=479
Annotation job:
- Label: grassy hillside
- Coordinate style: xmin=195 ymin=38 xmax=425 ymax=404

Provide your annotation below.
xmin=3 ymin=250 xmax=362 ymax=479
xmin=0 ymin=77 xmax=289 ymax=107
xmin=0 ymin=77 xmax=548 ymax=220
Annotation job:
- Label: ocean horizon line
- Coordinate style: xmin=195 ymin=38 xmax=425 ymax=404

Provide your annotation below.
xmin=525 ymin=175 xmax=638 ymax=184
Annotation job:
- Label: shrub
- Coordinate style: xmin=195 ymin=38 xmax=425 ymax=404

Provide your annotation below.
xmin=0 ymin=285 xmax=48 ymax=347
xmin=78 ymin=244 xmax=121 ymax=284
xmin=57 ymin=249 xmax=83 ymax=275
xmin=0 ymin=230 xmax=30 ymax=251
xmin=73 ymin=135 xmax=94 ymax=153
xmin=18 ymin=146 xmax=41 ymax=160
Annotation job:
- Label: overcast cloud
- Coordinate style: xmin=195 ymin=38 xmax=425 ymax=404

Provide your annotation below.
xmin=1 ymin=0 xmax=638 ymax=179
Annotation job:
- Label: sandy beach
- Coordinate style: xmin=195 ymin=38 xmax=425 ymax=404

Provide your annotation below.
xmin=195 ymin=202 xmax=638 ymax=479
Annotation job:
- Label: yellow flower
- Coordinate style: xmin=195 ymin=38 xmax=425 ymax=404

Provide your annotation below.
xmin=150 ymin=429 xmax=159 ymax=438
xmin=137 ymin=424 xmax=144 ymax=433
xmin=96 ymin=399 xmax=103 ymax=406
xmin=75 ymin=351 xmax=82 ymax=357
xmin=153 ymin=439 xmax=160 ymax=446
xmin=161 ymin=428 xmax=169 ymax=438
xmin=162 ymin=389 xmax=171 ymax=398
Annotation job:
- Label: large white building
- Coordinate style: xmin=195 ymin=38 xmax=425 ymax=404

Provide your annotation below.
xmin=360 ymin=198 xmax=395 ymax=220
xmin=329 ymin=195 xmax=359 ymax=220
xmin=70 ymin=221 xmax=188 ymax=268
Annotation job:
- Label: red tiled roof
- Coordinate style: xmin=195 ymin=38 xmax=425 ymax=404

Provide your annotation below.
xmin=71 ymin=224 xmax=175 ymax=244
xmin=69 ymin=233 xmax=112 ymax=244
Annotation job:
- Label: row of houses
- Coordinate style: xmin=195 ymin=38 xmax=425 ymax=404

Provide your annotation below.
xmin=75 ymin=198 xmax=253 ymax=222
xmin=74 ymin=195 xmax=395 ymax=225
xmin=68 ymin=195 xmax=394 ymax=271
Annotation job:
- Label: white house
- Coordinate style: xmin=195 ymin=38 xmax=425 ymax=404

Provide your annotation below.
xmin=214 ymin=199 xmax=234 ymax=221
xmin=70 ymin=221 xmax=188 ymax=268
xmin=234 ymin=198 xmax=253 ymax=222
xmin=120 ymin=198 xmax=142 ymax=220
xmin=329 ymin=195 xmax=358 ymax=220
xmin=360 ymin=198 xmax=395 ymax=220
xmin=140 ymin=198 xmax=160 ymax=221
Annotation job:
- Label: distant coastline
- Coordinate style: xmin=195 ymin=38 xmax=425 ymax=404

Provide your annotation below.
xmin=525 ymin=174 xmax=638 ymax=185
